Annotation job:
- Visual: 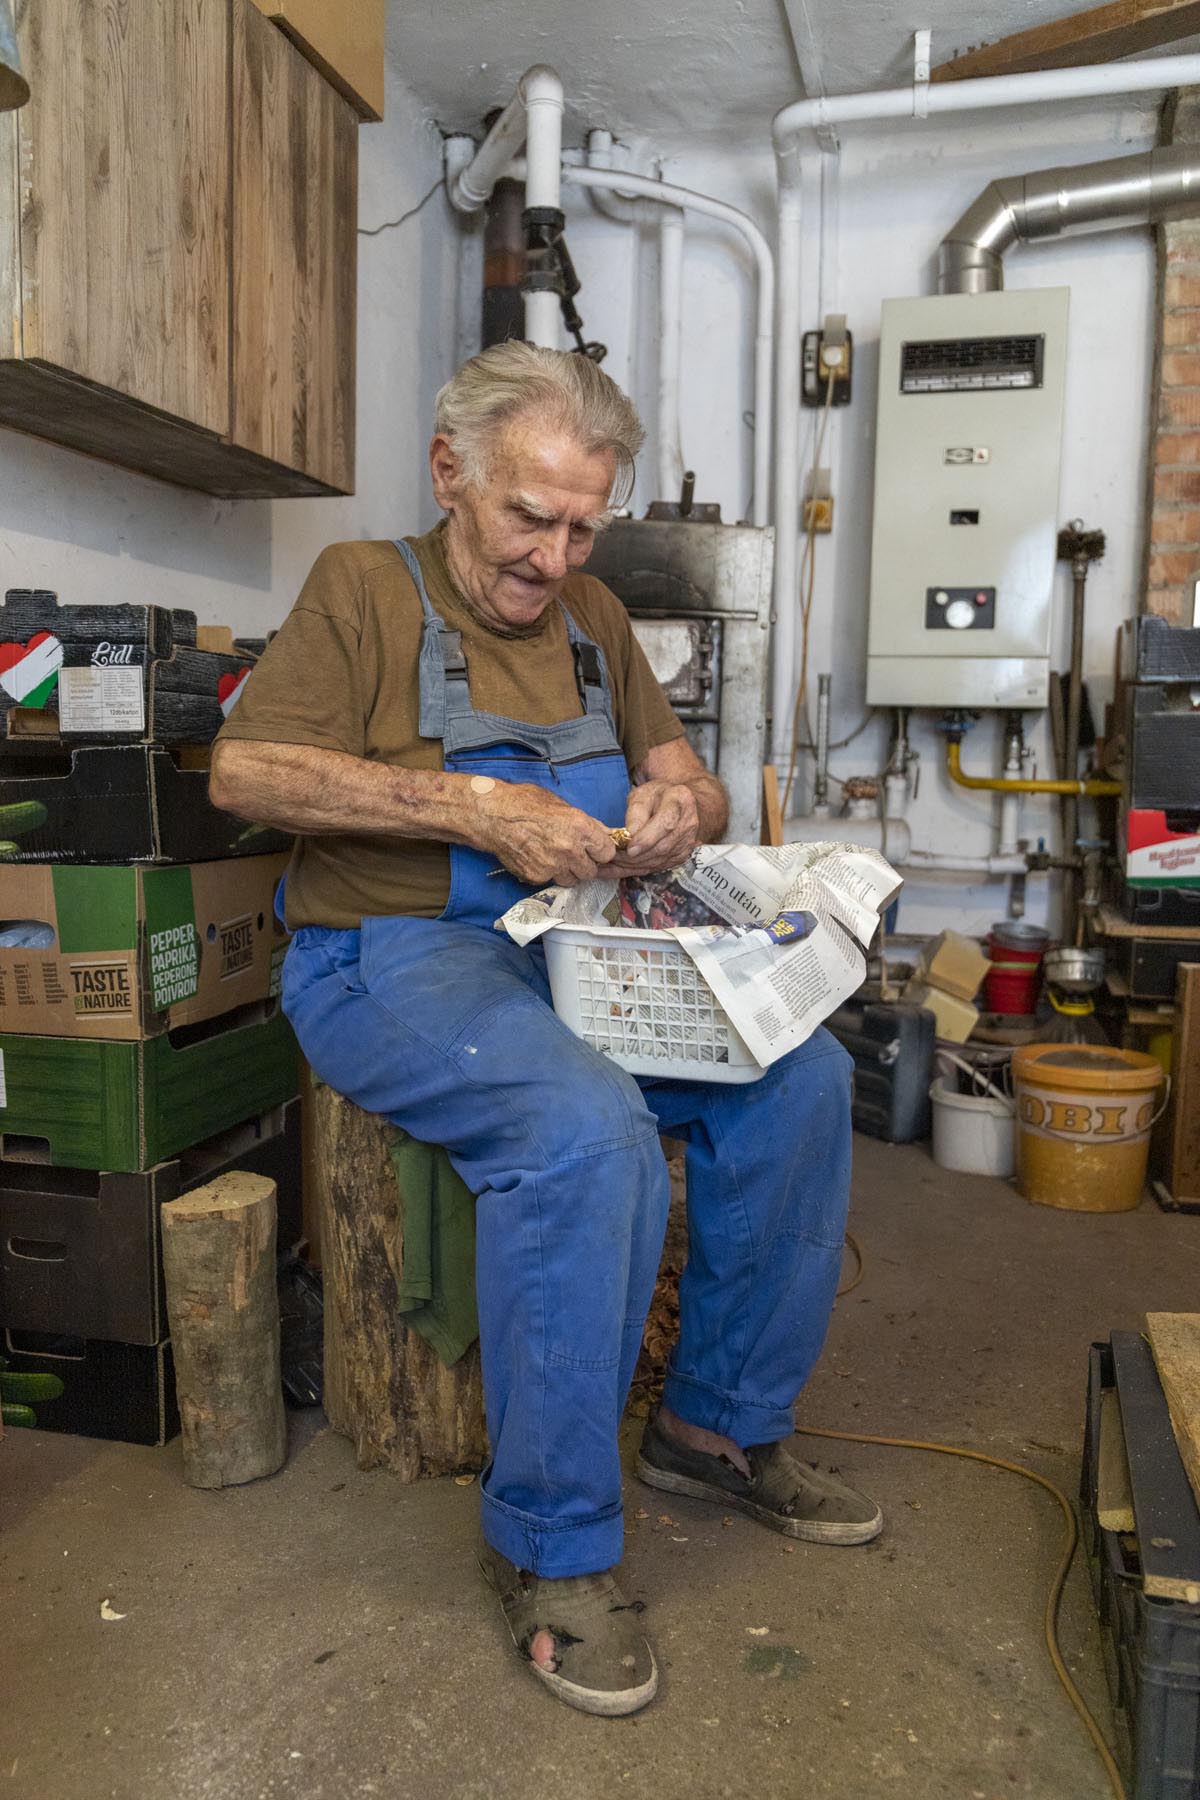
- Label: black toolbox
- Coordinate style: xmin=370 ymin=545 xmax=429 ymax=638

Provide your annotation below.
xmin=826 ymin=998 xmax=935 ymax=1143
xmin=1113 ymin=933 xmax=1200 ymax=1003
xmin=1081 ymin=1334 xmax=1200 ymax=1800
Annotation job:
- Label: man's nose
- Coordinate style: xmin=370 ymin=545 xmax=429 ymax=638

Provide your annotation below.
xmin=528 ymin=527 xmax=570 ymax=580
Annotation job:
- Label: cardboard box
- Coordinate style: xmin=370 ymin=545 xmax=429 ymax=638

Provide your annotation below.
xmin=0 ymin=1098 xmax=302 ymax=1344
xmin=914 ymin=930 xmax=990 ymax=1002
xmin=1124 ymin=809 xmax=1200 ymax=889
xmin=0 ymin=589 xmax=262 ymax=747
xmin=903 ymin=978 xmax=979 ymax=1044
xmin=0 ymin=743 xmax=291 ymax=863
xmin=3 ymin=1328 xmax=178 ymax=1446
xmin=0 ymin=1003 xmax=299 ymax=1171
xmin=249 ymin=0 xmax=384 ymax=120
xmin=0 ymin=854 xmax=288 ymax=1040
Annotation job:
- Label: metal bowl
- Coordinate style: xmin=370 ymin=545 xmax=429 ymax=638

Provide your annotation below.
xmin=1043 ymin=945 xmax=1106 ymax=995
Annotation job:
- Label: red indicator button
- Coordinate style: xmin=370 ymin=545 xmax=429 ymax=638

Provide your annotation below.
xmin=975 ymin=591 xmax=989 ymax=605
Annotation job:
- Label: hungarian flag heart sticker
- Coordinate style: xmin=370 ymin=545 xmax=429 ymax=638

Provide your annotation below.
xmin=218 ymin=666 xmax=253 ymax=718
xmin=0 ymin=632 xmax=64 ymax=709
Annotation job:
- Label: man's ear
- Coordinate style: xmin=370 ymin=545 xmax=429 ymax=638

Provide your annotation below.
xmin=429 ymin=434 xmax=463 ymax=511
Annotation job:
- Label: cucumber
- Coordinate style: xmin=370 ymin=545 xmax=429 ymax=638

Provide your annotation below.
xmin=1 ymin=1403 xmax=36 ymax=1428
xmin=0 ymin=800 xmax=48 ymax=836
xmin=0 ymin=1370 xmax=65 ymax=1402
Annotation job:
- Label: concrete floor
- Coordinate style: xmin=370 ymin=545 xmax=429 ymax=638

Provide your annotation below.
xmin=3 ymin=1137 xmax=1196 ymax=1800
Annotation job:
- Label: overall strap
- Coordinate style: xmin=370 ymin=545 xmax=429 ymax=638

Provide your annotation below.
xmin=559 ymin=603 xmax=613 ymax=721
xmin=393 ymin=538 xmax=468 ymax=741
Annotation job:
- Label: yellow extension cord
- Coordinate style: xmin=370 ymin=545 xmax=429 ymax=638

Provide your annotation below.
xmin=825 ymin=1231 xmax=1127 ymax=1800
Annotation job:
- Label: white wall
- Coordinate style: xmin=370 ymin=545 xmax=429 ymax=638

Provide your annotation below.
xmin=0 ymin=56 xmax=462 ymax=636
xmin=563 ymin=101 xmax=1161 ymax=935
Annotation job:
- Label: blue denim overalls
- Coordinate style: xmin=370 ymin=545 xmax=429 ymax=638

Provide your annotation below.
xmin=281 ymin=537 xmax=853 ymax=1577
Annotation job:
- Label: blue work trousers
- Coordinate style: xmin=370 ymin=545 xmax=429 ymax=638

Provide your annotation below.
xmin=283 ymin=916 xmax=853 ymax=1577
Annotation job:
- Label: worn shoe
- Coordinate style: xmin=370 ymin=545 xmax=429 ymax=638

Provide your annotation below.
xmin=476 ymin=1538 xmax=659 ymax=1717
xmin=636 ymin=1415 xmax=883 ymax=1545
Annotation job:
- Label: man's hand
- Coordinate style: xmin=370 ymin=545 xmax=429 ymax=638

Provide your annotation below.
xmin=477 ymin=781 xmax=619 ymax=888
xmin=607 ymin=780 xmax=702 ymax=877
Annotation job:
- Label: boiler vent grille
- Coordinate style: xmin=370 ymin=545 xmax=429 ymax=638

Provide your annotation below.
xmin=900 ymin=334 xmax=1044 ymax=393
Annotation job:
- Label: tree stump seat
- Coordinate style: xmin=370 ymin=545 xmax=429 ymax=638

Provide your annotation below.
xmin=314 ymin=1084 xmax=488 ymax=1481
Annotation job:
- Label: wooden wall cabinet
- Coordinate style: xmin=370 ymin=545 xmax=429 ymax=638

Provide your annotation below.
xmin=0 ymin=0 xmax=357 ymax=498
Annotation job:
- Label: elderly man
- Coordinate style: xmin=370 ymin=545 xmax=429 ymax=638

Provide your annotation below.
xmin=210 ymin=342 xmax=879 ymax=1718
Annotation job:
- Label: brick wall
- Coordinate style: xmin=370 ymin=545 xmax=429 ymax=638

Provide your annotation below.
xmin=1145 ymin=91 xmax=1200 ymax=625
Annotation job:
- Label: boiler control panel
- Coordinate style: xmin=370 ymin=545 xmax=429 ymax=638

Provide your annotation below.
xmin=866 ymin=287 xmax=1069 ymax=709
xmin=925 ymin=585 xmax=995 ymax=630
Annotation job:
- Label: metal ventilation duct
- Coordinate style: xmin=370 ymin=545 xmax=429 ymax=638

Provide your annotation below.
xmin=938 ymin=144 xmax=1200 ymax=294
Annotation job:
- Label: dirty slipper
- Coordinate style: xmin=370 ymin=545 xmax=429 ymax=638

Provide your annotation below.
xmin=636 ymin=1415 xmax=883 ymax=1545
xmin=476 ymin=1538 xmax=659 ymax=1717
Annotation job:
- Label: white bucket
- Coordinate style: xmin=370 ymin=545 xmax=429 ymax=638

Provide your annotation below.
xmin=930 ymin=1076 xmax=1016 ymax=1178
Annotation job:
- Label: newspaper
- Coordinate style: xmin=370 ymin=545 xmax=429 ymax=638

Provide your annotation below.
xmin=499 ymin=842 xmax=901 ymax=1070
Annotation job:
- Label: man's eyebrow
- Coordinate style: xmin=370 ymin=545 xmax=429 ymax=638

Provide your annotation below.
xmin=512 ymin=491 xmax=613 ymax=533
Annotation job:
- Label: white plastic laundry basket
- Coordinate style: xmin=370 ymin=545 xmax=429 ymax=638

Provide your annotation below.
xmin=542 ymin=924 xmax=764 ymax=1083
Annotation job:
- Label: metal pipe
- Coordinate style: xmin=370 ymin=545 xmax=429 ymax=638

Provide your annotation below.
xmin=812 ymin=673 xmax=832 ymax=813
xmin=998 ymin=715 xmax=1024 ymax=858
xmin=946 ymin=739 xmax=1118 ymax=797
xmin=482 ymin=177 xmax=526 ymax=349
xmin=939 ymin=144 xmax=1200 ymax=294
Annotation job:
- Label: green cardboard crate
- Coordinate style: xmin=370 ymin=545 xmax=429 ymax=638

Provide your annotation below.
xmin=0 ymin=1004 xmax=298 ymax=1170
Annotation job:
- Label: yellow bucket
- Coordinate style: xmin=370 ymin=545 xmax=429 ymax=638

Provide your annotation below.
xmin=1011 ymin=1044 xmax=1166 ymax=1213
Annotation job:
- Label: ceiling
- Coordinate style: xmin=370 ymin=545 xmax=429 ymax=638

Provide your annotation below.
xmin=387 ymin=0 xmax=1180 ymax=151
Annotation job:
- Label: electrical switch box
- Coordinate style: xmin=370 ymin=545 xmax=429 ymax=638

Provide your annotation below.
xmin=865 ymin=287 xmax=1069 ymax=709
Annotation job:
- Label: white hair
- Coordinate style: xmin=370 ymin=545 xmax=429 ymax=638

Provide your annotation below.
xmin=434 ymin=342 xmax=645 ymax=506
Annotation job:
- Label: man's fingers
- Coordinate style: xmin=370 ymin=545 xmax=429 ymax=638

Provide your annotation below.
xmin=628 ymin=797 xmax=686 ymax=856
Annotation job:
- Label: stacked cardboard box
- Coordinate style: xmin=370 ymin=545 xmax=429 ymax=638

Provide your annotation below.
xmin=903 ymin=929 xmax=990 ymax=1043
xmin=0 ymin=591 xmax=300 ymax=1444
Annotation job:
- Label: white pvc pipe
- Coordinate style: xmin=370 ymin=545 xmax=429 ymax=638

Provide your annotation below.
xmin=771 ymin=187 xmax=803 ymax=765
xmin=769 ymin=50 xmax=1200 ymax=776
xmin=658 ymin=210 xmax=686 ymax=501
xmin=585 ymin=130 xmax=654 ymax=224
xmin=522 ymin=68 xmax=564 ymax=349
xmin=443 ymin=66 xmax=564 ymax=347
xmin=772 ymin=53 xmax=1200 ymax=148
xmin=558 ymin=163 xmax=774 ymax=528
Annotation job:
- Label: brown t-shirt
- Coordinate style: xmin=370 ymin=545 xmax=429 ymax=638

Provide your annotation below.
xmin=216 ymin=523 xmax=684 ymax=927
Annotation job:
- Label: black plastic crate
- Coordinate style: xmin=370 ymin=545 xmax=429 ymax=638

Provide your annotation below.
xmin=1119 ymin=884 xmax=1200 ymax=930
xmin=1121 ymin=617 xmax=1200 ymax=686
xmin=1124 ymin=687 xmax=1200 ymax=812
xmin=1081 ymin=1337 xmax=1200 ymax=1800
xmin=826 ymin=998 xmax=934 ymax=1142
xmin=1114 ymin=934 xmax=1200 ymax=1003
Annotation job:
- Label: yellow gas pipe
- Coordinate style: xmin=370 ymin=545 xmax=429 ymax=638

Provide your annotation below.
xmin=945 ymin=739 xmax=1120 ymax=798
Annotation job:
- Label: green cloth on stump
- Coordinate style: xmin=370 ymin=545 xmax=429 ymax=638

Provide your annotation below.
xmin=388 ymin=1134 xmax=479 ymax=1368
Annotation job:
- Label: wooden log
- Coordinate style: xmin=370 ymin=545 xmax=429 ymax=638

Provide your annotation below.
xmin=313 ymin=1085 xmax=488 ymax=1481
xmin=161 ymin=1170 xmax=287 ymax=1489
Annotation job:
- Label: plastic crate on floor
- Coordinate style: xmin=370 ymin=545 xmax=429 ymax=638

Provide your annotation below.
xmin=1081 ymin=1337 xmax=1200 ymax=1800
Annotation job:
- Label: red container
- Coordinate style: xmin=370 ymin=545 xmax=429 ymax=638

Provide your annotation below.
xmin=984 ymin=922 xmax=1048 ymax=1016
